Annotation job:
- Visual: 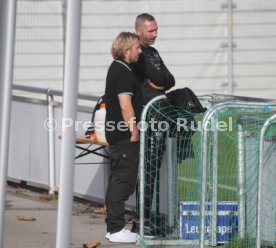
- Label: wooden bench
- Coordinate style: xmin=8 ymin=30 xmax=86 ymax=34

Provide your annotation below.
xmin=74 ymin=135 xmax=109 ymax=160
xmin=59 ymin=135 xmax=109 ymax=161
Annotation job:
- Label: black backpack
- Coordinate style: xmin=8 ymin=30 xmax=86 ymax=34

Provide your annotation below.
xmin=85 ymin=95 xmax=106 ymax=136
xmin=166 ymin=87 xmax=206 ymax=113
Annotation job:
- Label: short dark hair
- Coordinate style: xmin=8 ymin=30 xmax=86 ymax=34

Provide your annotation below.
xmin=135 ymin=13 xmax=155 ymax=29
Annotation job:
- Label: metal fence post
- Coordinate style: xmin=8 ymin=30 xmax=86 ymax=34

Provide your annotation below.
xmin=55 ymin=0 xmax=82 ymax=247
xmin=166 ymin=137 xmax=177 ymax=228
xmin=210 ymin=122 xmax=218 ymax=246
xmin=0 ymin=0 xmax=17 ymax=247
xmin=237 ymin=121 xmax=246 ymax=239
xmin=47 ymin=91 xmax=56 ymax=195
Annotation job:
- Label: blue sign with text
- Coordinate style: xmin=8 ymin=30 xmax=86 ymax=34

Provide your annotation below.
xmin=180 ymin=201 xmax=238 ymax=243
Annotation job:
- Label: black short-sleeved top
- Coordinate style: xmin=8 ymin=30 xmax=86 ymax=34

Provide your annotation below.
xmin=104 ymin=60 xmax=143 ymax=145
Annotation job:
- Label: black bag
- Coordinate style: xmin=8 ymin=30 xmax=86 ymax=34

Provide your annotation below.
xmin=85 ymin=95 xmax=105 ymax=136
xmin=166 ymin=87 xmax=206 ymax=161
xmin=166 ymin=87 xmax=206 ymax=113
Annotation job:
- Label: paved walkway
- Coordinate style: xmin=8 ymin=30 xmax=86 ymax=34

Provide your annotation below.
xmin=4 ymin=185 xmax=138 ymax=248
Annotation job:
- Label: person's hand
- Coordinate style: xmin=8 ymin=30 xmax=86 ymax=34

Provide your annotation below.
xmin=148 ymin=80 xmax=165 ymax=90
xmin=130 ymin=130 xmax=139 ymax=142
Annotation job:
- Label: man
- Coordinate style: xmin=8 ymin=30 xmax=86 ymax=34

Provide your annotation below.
xmin=104 ymin=32 xmax=143 ymax=243
xmin=133 ymin=13 xmax=175 ymax=104
xmin=132 ymin=13 xmax=175 ymax=234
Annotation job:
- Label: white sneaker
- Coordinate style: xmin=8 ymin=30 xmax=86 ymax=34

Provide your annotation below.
xmin=105 ymin=229 xmax=132 ymax=240
xmin=109 ymin=228 xmax=137 ymax=243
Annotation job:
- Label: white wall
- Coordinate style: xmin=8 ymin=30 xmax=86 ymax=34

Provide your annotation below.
xmin=14 ymin=0 xmax=276 ymax=99
xmin=8 ymin=98 xmax=113 ymax=204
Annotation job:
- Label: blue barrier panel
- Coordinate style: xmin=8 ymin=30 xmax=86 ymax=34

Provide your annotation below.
xmin=180 ymin=201 xmax=238 ymax=243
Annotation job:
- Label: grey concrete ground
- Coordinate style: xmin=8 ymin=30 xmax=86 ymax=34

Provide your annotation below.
xmin=3 ymin=185 xmax=138 ymax=248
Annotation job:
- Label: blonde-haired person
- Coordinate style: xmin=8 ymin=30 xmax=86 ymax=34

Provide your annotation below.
xmin=104 ymin=32 xmax=143 ymax=243
xmin=111 ymin=32 xmax=140 ymax=60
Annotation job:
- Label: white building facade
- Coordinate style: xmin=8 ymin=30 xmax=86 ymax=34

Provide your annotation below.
xmin=14 ymin=0 xmax=276 ymax=100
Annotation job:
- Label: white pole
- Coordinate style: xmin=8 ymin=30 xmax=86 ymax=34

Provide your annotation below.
xmin=47 ymin=92 xmax=56 ymax=195
xmin=56 ymin=0 xmax=82 ymax=247
xmin=0 ymin=0 xmax=17 ymax=247
xmin=210 ymin=126 xmax=218 ymax=246
xmin=227 ymin=0 xmax=234 ymax=94
xmin=237 ymin=122 xmax=246 ymax=239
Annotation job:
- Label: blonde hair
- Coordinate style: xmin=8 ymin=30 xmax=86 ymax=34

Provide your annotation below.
xmin=111 ymin=32 xmax=139 ymax=60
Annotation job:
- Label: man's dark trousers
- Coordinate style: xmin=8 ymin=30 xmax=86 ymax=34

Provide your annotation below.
xmin=105 ymin=139 xmax=139 ymax=233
